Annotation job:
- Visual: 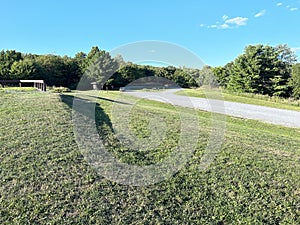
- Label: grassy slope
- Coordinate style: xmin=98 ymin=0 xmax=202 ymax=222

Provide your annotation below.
xmin=176 ymin=88 xmax=300 ymax=111
xmin=0 ymin=91 xmax=299 ymax=224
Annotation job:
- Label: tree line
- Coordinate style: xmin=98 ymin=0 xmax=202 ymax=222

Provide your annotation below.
xmin=213 ymin=44 xmax=300 ymax=98
xmin=0 ymin=47 xmax=200 ymax=90
xmin=0 ymin=44 xmax=299 ymax=98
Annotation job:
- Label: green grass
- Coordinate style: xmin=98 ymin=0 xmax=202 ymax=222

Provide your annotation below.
xmin=176 ymin=88 xmax=300 ymax=111
xmin=0 ymin=91 xmax=299 ymax=224
xmin=0 ymin=87 xmax=38 ymax=92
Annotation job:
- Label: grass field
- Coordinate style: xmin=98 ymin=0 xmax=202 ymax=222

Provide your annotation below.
xmin=0 ymin=91 xmax=299 ymax=224
xmin=0 ymin=87 xmax=38 ymax=93
xmin=176 ymin=88 xmax=300 ymax=111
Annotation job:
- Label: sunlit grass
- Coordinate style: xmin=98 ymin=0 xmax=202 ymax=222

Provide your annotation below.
xmin=0 ymin=91 xmax=299 ymax=224
xmin=0 ymin=87 xmax=38 ymax=92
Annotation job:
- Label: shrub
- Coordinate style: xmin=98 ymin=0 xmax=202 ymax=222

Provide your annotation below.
xmin=50 ymin=86 xmax=71 ymax=93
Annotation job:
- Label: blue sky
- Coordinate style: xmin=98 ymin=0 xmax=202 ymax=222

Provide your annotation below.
xmin=0 ymin=0 xmax=300 ymax=66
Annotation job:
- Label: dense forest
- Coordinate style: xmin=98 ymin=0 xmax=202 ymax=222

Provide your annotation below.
xmin=0 ymin=44 xmax=299 ymax=98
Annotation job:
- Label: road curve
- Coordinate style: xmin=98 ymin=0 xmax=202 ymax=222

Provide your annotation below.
xmin=124 ymin=89 xmax=300 ymax=129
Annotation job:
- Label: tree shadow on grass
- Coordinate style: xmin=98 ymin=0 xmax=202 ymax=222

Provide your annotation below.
xmin=59 ymin=93 xmax=166 ymax=168
xmin=59 ymin=93 xmax=134 ymax=159
xmin=57 ymin=94 xmax=188 ymax=223
xmin=59 ymin=94 xmax=118 ymax=223
xmin=59 ymin=94 xmax=114 ymax=132
xmin=84 ymin=94 xmax=132 ymax=105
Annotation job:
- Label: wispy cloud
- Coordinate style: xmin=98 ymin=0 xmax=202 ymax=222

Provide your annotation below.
xmin=204 ymin=16 xmax=248 ymax=29
xmin=225 ymin=17 xmax=248 ymax=26
xmin=201 ymin=13 xmax=250 ymax=30
xmin=222 ymin=15 xmax=229 ymax=20
xmin=276 ymin=3 xmax=298 ymax=12
xmin=219 ymin=23 xmax=229 ymax=29
xmin=291 ymin=47 xmax=300 ymax=52
xmin=254 ymin=10 xmax=266 ymax=18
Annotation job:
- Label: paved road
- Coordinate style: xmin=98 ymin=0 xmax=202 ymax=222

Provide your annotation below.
xmin=125 ymin=89 xmax=300 ymax=128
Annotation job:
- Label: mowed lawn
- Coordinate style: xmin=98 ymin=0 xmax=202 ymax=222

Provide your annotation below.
xmin=0 ymin=91 xmax=299 ymax=224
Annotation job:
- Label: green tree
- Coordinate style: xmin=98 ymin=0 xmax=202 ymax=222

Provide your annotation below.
xmin=182 ymin=67 xmax=203 ymax=86
xmin=34 ymin=54 xmax=79 ymax=87
xmin=85 ymin=48 xmax=119 ymax=89
xmin=10 ymin=59 xmax=37 ymax=79
xmin=272 ymin=44 xmax=297 ymax=96
xmin=84 ymin=46 xmax=102 ymax=70
xmin=114 ymin=54 xmax=126 ymax=68
xmin=0 ymin=50 xmax=23 ymax=79
xmin=111 ymin=63 xmax=152 ymax=87
xmin=172 ymin=69 xmax=190 ymax=88
xmin=163 ymin=67 xmax=196 ymax=88
xmin=198 ymin=65 xmax=217 ymax=88
xmin=61 ymin=56 xmax=81 ymax=89
xmin=212 ymin=66 xmax=226 ymax=87
xmin=212 ymin=62 xmax=233 ymax=88
xmin=227 ymin=53 xmax=253 ymax=93
xmin=290 ymin=63 xmax=300 ymax=98
xmin=74 ymin=51 xmax=87 ymax=75
xmin=227 ymin=44 xmax=296 ymax=96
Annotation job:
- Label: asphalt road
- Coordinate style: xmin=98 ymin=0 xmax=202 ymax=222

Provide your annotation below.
xmin=125 ymin=89 xmax=300 ymax=128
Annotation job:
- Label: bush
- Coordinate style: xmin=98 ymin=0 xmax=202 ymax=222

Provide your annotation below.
xmin=49 ymin=86 xmax=71 ymax=93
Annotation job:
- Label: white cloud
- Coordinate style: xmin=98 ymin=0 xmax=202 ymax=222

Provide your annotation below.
xmin=222 ymin=15 xmax=229 ymax=21
xmin=291 ymin=47 xmax=300 ymax=52
xmin=220 ymin=23 xmax=229 ymax=29
xmin=225 ymin=17 xmax=248 ymax=26
xmin=254 ymin=10 xmax=266 ymax=18
xmin=203 ymin=15 xmax=248 ymax=30
xmin=276 ymin=2 xmax=298 ymax=12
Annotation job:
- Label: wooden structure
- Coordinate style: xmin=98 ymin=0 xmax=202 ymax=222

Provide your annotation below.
xmin=0 ymin=80 xmax=47 ymax=92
